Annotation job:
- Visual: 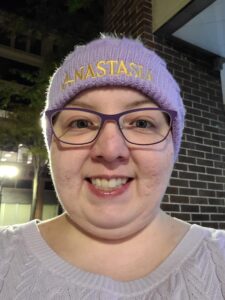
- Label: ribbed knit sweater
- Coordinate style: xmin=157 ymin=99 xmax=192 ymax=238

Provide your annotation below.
xmin=0 ymin=220 xmax=225 ymax=299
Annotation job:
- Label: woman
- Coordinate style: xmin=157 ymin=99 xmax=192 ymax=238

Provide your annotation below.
xmin=1 ymin=35 xmax=225 ymax=299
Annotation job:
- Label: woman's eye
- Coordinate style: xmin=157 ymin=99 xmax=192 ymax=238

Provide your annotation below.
xmin=134 ymin=119 xmax=153 ymax=128
xmin=70 ymin=119 xmax=91 ymax=128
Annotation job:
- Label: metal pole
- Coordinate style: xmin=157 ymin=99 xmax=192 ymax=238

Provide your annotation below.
xmin=0 ymin=179 xmax=3 ymax=215
xmin=0 ymin=180 xmax=2 ymax=204
xmin=0 ymin=177 xmax=4 ymax=213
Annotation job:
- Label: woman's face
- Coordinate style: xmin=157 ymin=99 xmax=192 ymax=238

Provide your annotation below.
xmin=50 ymin=87 xmax=174 ymax=240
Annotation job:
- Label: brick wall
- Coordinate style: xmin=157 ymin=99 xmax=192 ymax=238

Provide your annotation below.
xmin=104 ymin=0 xmax=225 ymax=229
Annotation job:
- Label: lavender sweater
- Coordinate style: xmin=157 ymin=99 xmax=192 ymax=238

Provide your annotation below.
xmin=0 ymin=220 xmax=225 ymax=299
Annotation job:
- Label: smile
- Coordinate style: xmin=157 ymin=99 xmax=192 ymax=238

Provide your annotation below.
xmin=86 ymin=177 xmax=131 ymax=191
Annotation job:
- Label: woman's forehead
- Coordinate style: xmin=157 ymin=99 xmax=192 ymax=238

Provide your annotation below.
xmin=66 ymin=87 xmax=159 ymax=109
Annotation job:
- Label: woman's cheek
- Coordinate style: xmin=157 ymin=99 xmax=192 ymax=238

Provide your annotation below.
xmin=138 ymin=145 xmax=174 ymax=194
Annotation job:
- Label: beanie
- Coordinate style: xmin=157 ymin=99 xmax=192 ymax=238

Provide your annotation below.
xmin=43 ymin=35 xmax=185 ymax=161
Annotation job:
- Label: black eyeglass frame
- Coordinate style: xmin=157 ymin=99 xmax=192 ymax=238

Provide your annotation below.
xmin=44 ymin=107 xmax=177 ymax=146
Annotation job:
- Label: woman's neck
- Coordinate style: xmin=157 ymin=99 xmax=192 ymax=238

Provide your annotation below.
xmin=38 ymin=212 xmax=190 ymax=281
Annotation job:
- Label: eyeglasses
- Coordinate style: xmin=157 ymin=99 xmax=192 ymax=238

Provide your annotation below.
xmin=45 ymin=107 xmax=177 ymax=146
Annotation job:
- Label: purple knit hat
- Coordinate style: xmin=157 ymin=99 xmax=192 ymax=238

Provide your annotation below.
xmin=43 ymin=35 xmax=185 ymax=160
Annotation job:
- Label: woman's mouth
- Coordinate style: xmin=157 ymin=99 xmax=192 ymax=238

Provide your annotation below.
xmin=91 ymin=178 xmax=128 ymax=190
xmin=85 ymin=177 xmax=132 ymax=194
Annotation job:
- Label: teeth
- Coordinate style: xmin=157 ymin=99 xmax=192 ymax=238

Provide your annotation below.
xmin=91 ymin=178 xmax=128 ymax=190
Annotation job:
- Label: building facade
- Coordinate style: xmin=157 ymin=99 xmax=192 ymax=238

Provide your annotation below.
xmin=104 ymin=0 xmax=225 ymax=228
xmin=0 ymin=10 xmax=59 ymax=225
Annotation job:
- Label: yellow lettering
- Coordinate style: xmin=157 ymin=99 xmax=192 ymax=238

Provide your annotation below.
xmin=117 ymin=60 xmax=131 ymax=76
xmin=130 ymin=62 xmax=152 ymax=80
xmin=138 ymin=65 xmax=144 ymax=78
xmin=84 ymin=64 xmax=96 ymax=80
xmin=106 ymin=60 xmax=118 ymax=75
xmin=96 ymin=60 xmax=106 ymax=77
xmin=60 ymin=61 xmax=153 ymax=91
xmin=74 ymin=66 xmax=84 ymax=81
xmin=61 ymin=72 xmax=75 ymax=90
xmin=146 ymin=70 xmax=153 ymax=81
xmin=129 ymin=62 xmax=140 ymax=78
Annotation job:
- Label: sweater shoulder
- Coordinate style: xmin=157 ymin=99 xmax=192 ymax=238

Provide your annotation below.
xmin=0 ymin=224 xmax=23 ymax=290
xmin=204 ymin=227 xmax=225 ymax=272
xmin=193 ymin=226 xmax=225 ymax=268
xmin=198 ymin=226 xmax=225 ymax=297
xmin=0 ymin=222 xmax=38 ymax=260
xmin=204 ymin=227 xmax=225 ymax=253
xmin=0 ymin=224 xmax=21 ymax=257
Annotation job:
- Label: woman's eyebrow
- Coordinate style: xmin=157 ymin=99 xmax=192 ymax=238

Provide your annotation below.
xmin=66 ymin=99 xmax=154 ymax=109
xmin=66 ymin=101 xmax=93 ymax=109
xmin=124 ymin=99 xmax=155 ymax=109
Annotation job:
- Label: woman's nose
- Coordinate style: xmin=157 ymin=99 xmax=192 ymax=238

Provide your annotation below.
xmin=90 ymin=121 xmax=130 ymax=163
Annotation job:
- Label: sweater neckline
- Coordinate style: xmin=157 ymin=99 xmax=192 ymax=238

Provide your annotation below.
xmin=21 ymin=220 xmax=209 ymax=295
